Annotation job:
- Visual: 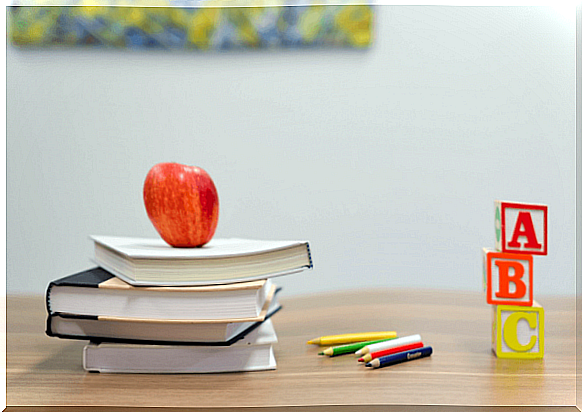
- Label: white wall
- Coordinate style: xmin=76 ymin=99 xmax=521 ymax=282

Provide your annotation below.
xmin=7 ymin=6 xmax=576 ymax=296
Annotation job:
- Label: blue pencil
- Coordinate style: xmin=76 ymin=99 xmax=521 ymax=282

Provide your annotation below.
xmin=365 ymin=346 xmax=433 ymax=369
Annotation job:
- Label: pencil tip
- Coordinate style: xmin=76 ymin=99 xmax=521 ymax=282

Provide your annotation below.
xmin=365 ymin=363 xmax=372 ymax=367
xmin=357 ymin=358 xmax=364 ymax=362
xmin=307 ymin=341 xmax=313 ymax=345
xmin=318 ymin=352 xmax=324 ymax=355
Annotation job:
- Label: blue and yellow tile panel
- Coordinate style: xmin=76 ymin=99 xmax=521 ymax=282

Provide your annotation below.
xmin=8 ymin=3 xmax=374 ymax=49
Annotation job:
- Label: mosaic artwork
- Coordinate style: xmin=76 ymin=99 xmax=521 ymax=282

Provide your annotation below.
xmin=8 ymin=2 xmax=374 ymax=50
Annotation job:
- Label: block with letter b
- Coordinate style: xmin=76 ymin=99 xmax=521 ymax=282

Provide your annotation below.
xmin=491 ymin=303 xmax=544 ymax=359
xmin=495 ymin=200 xmax=548 ymax=255
xmin=484 ymin=248 xmax=533 ymax=306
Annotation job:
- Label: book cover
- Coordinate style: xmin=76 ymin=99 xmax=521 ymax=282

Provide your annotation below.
xmin=91 ymin=236 xmax=313 ymax=286
xmin=83 ymin=319 xmax=279 ymax=373
xmin=47 ymin=267 xmax=275 ymax=321
xmin=46 ymin=298 xmax=282 ymax=345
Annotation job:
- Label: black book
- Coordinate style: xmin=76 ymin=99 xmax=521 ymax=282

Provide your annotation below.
xmin=46 ymin=267 xmax=282 ymax=345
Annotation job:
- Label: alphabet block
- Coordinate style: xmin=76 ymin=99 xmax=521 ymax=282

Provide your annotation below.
xmin=484 ymin=248 xmax=533 ymax=306
xmin=491 ymin=302 xmax=544 ymax=359
xmin=494 ymin=200 xmax=548 ymax=255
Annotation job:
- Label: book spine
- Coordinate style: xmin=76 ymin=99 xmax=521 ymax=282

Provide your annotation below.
xmin=44 ymin=305 xmax=283 ymax=346
xmin=305 ymin=243 xmax=314 ymax=269
xmin=45 ymin=281 xmax=55 ymax=315
xmin=45 ymin=313 xmax=54 ymax=337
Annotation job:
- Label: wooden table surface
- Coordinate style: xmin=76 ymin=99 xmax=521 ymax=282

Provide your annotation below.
xmin=6 ymin=289 xmax=578 ymax=410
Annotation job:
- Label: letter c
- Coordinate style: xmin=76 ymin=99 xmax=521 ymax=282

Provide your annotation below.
xmin=503 ymin=312 xmax=537 ymax=352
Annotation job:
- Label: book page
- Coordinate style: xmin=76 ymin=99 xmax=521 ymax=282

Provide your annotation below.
xmin=91 ymin=236 xmax=306 ymax=259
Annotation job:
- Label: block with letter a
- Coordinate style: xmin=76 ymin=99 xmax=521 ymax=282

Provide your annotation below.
xmin=491 ymin=302 xmax=544 ymax=359
xmin=495 ymin=200 xmax=547 ymax=255
xmin=484 ymin=249 xmax=533 ymax=306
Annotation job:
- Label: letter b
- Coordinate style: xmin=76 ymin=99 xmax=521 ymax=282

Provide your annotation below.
xmin=485 ymin=250 xmax=533 ymax=306
xmin=494 ymin=260 xmax=526 ymax=299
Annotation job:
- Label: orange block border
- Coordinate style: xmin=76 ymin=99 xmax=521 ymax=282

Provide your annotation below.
xmin=486 ymin=251 xmax=533 ymax=306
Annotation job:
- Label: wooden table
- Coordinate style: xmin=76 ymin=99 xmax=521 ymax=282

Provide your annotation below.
xmin=6 ymin=289 xmax=578 ymax=411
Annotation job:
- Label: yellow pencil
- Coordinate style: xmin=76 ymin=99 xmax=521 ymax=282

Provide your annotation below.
xmin=307 ymin=332 xmax=397 ymax=346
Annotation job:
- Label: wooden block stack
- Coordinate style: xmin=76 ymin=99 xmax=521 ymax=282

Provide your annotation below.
xmin=482 ymin=201 xmax=548 ymax=359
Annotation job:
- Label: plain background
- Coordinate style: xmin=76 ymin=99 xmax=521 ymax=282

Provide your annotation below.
xmin=6 ymin=6 xmax=576 ymax=297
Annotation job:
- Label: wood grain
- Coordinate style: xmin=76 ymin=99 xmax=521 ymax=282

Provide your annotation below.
xmin=6 ymin=289 xmax=576 ymax=408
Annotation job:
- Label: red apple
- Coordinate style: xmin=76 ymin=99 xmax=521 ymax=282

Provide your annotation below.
xmin=143 ymin=163 xmax=219 ymax=247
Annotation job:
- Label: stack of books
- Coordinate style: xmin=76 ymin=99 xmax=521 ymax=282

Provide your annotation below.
xmin=45 ymin=236 xmax=313 ymax=373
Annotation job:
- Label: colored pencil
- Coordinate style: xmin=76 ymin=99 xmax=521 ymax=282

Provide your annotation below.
xmin=307 ymin=331 xmax=397 ymax=346
xmin=358 ymin=341 xmax=424 ymax=363
xmin=318 ymin=338 xmax=397 ymax=356
xmin=365 ymin=346 xmax=433 ymax=369
xmin=355 ymin=334 xmax=422 ymax=356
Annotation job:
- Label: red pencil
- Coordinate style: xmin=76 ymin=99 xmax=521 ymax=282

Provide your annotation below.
xmin=358 ymin=341 xmax=424 ymax=363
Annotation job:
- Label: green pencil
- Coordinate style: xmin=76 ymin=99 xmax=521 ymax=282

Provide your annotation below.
xmin=318 ymin=337 xmax=397 ymax=357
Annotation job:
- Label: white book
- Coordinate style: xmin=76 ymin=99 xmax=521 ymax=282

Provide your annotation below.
xmin=83 ymin=319 xmax=278 ymax=373
xmin=47 ymin=267 xmax=276 ymax=321
xmin=91 ymin=236 xmax=313 ymax=286
xmin=48 ymin=292 xmax=282 ymax=344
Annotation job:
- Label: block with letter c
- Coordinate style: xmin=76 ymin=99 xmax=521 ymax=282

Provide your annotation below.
xmin=491 ymin=303 xmax=544 ymax=359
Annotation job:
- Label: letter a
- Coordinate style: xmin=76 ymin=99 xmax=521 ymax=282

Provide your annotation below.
xmin=508 ymin=211 xmax=541 ymax=250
